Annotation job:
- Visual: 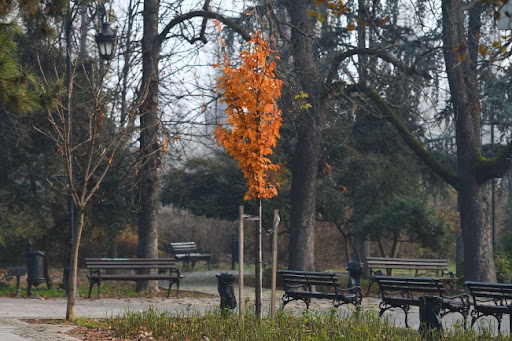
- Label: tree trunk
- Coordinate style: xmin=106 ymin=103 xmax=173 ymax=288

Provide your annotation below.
xmin=289 ymin=124 xmax=320 ymax=271
xmin=459 ymin=177 xmax=495 ymax=281
xmin=107 ymin=237 xmax=118 ymax=259
xmin=66 ymin=208 xmax=85 ymax=321
xmin=286 ymin=0 xmax=326 ymax=271
xmin=441 ymin=0 xmax=496 ymax=282
xmin=137 ymin=0 xmax=161 ymax=292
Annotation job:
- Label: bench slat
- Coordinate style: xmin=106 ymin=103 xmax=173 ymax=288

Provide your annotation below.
xmin=85 ymin=260 xmax=179 ymax=269
xmin=366 ymin=257 xmax=448 ymax=269
xmin=93 ymin=274 xmax=182 ymax=280
xmin=366 ymin=257 xmax=448 ymax=262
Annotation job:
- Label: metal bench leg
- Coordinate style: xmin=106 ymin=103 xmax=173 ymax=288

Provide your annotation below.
xmin=168 ymin=280 xmax=180 ymax=299
xmin=97 ymin=280 xmax=101 ymax=299
xmin=470 ymin=316 xmax=477 ymax=328
xmin=366 ymin=279 xmax=375 ymax=296
xmin=403 ymin=307 xmax=411 ymax=328
xmin=304 ymin=297 xmax=311 ymax=310
xmin=380 ymin=305 xmax=410 ymax=328
xmin=88 ymin=278 xmax=100 ymax=299
xmin=509 ymin=306 xmax=512 ymax=335
xmin=88 ymin=281 xmax=93 ymax=298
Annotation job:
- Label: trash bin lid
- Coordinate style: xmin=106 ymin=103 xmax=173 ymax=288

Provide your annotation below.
xmin=216 ymin=273 xmax=236 ymax=279
xmin=347 ymin=261 xmax=363 ymax=271
xmin=26 ymin=250 xmax=46 ymax=257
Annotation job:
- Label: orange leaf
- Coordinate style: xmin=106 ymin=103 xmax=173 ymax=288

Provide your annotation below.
xmin=213 ymin=31 xmax=282 ymax=200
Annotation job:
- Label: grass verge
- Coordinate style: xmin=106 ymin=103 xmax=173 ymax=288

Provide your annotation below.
xmin=96 ymin=307 xmax=505 ymax=341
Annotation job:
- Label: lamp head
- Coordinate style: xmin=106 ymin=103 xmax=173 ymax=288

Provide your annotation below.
xmin=95 ymin=22 xmax=116 ymax=60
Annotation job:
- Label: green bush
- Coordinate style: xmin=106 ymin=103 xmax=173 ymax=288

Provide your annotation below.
xmin=494 ymin=251 xmax=512 ymax=283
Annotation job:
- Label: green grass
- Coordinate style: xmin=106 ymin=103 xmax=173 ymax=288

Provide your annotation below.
xmin=104 ymin=307 xmax=506 ymax=341
xmin=0 ymin=280 xmax=209 ymax=299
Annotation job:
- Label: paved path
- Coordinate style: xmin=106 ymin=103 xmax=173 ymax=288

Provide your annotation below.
xmin=0 ymin=270 xmax=508 ymax=340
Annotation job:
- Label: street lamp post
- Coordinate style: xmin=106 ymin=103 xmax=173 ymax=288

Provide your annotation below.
xmin=63 ymin=0 xmax=116 ymax=296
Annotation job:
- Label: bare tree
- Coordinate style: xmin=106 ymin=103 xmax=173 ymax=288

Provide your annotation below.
xmin=38 ymin=56 xmax=146 ymax=320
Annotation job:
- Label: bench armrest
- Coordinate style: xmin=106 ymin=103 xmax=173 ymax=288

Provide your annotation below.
xmin=337 ymin=285 xmax=363 ymax=304
xmin=284 ymin=283 xmax=310 ymax=292
xmin=337 ymin=285 xmax=361 ymax=293
xmin=444 ymin=293 xmax=470 ymax=306
xmin=87 ymin=269 xmax=101 ymax=279
xmin=442 ymin=270 xmax=455 ymax=278
xmin=384 ymin=290 xmax=412 ymax=299
xmin=371 ymin=269 xmax=383 ymax=277
xmin=170 ymin=267 xmax=181 ymax=277
xmin=444 ymin=293 xmax=467 ymax=300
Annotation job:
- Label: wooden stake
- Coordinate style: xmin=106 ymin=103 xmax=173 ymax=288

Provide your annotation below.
xmin=271 ymin=209 xmax=279 ymax=318
xmin=239 ymin=205 xmax=244 ymax=319
xmin=255 ymin=199 xmax=262 ymax=319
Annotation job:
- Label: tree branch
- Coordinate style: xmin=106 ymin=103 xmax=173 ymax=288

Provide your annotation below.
xmin=158 ymin=10 xmax=252 ymax=48
xmin=474 ymin=144 xmax=512 ymax=181
xmin=326 ymin=47 xmax=432 ymax=86
xmin=346 ymin=83 xmax=459 ymax=189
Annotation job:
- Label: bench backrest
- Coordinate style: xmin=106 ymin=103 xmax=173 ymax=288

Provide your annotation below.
xmin=374 ymin=276 xmax=445 ymax=298
xmin=278 ymin=270 xmax=338 ymax=291
xmin=85 ymin=258 xmax=178 ymax=269
xmin=366 ymin=257 xmax=448 ymax=271
xmin=465 ymin=281 xmax=512 ymax=306
xmin=366 ymin=257 xmax=448 ymax=276
xmin=169 ymin=242 xmax=199 ymax=255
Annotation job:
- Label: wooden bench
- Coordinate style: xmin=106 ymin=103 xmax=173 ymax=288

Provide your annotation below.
xmin=278 ymin=270 xmax=362 ymax=309
xmin=85 ymin=258 xmax=183 ymax=299
xmin=465 ymin=281 xmax=512 ymax=332
xmin=366 ymin=257 xmax=456 ymax=295
xmin=169 ymin=242 xmax=212 ymax=270
xmin=375 ymin=276 xmax=470 ymax=328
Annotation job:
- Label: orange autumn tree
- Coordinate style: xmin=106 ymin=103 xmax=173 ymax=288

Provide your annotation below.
xmin=213 ymin=31 xmax=283 ymax=201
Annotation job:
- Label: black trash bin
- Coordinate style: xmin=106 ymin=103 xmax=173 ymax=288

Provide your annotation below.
xmin=419 ymin=295 xmax=443 ymax=337
xmin=26 ymin=241 xmax=45 ymax=297
xmin=216 ymin=273 xmax=237 ymax=310
xmin=347 ymin=261 xmax=363 ymax=291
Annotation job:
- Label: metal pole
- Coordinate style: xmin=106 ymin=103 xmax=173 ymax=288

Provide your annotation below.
xmin=238 ymin=205 xmax=244 ymax=319
xmin=63 ymin=4 xmax=74 ymax=297
xmin=491 ymin=122 xmax=496 ymax=247
xmin=231 ymin=233 xmax=236 ymax=270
